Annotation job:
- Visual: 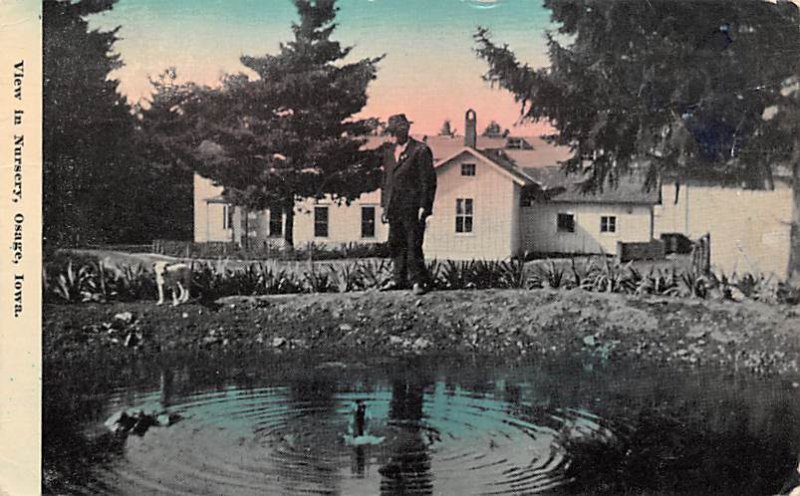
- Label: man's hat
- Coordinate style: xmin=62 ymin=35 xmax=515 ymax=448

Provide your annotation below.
xmin=386 ymin=114 xmax=413 ymax=133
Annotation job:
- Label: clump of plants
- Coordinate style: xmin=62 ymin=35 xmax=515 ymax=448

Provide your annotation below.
xmin=43 ymin=254 xmax=800 ymax=306
xmin=44 ymin=260 xmax=156 ymax=303
xmin=434 ymin=259 xmax=535 ymax=290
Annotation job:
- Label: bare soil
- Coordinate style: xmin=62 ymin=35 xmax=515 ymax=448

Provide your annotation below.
xmin=44 ymin=288 xmax=800 ymax=376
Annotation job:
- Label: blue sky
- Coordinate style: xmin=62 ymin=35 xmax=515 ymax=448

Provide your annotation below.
xmin=91 ymin=0 xmax=555 ymax=134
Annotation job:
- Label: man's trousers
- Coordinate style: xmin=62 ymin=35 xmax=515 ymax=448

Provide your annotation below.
xmin=387 ymin=216 xmax=429 ymax=287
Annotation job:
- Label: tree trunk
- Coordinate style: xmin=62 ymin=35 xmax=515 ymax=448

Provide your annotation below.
xmin=789 ymin=156 xmax=800 ymax=283
xmin=241 ymin=206 xmax=249 ymax=250
xmin=284 ymin=198 xmax=295 ymax=249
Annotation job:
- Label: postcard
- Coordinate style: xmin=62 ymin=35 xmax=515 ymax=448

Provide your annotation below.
xmin=3 ymin=1 xmax=800 ymax=495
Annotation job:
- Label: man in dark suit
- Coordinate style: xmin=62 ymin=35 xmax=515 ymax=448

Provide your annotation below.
xmin=380 ymin=114 xmax=437 ymax=295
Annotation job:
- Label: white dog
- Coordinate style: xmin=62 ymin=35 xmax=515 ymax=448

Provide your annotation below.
xmin=154 ymin=261 xmax=192 ymax=306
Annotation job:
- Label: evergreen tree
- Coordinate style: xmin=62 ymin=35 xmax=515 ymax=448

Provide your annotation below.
xmin=482 ymin=120 xmax=503 ymax=137
xmin=439 ymin=119 xmax=455 ymax=136
xmin=475 ymin=0 xmax=800 ymax=279
xmin=165 ymin=0 xmax=383 ymax=247
xmin=132 ymin=70 xmax=200 ymax=242
xmin=43 ymin=0 xmax=134 ymax=247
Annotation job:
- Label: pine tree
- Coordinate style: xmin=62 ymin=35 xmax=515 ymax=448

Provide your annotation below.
xmin=475 ymin=0 xmax=800 ymax=279
xmin=132 ymin=69 xmax=201 ymax=242
xmin=43 ymin=0 xmax=134 ymax=247
xmin=439 ymin=119 xmax=454 ymax=137
xmin=167 ymin=0 xmax=383 ymax=247
xmin=482 ymin=120 xmax=503 ymax=138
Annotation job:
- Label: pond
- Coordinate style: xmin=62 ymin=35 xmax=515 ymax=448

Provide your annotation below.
xmin=44 ymin=353 xmax=800 ymax=495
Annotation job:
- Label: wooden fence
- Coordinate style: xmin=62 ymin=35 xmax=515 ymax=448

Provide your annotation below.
xmin=616 ymin=239 xmax=666 ymax=263
xmin=152 ymin=240 xmax=238 ymax=258
xmin=691 ymin=233 xmax=712 ymax=274
xmin=84 ymin=243 xmax=153 ymax=253
xmin=150 ymin=239 xmax=388 ymax=261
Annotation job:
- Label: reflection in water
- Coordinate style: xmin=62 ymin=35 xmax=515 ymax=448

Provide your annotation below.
xmin=354 ymin=400 xmax=366 ymax=437
xmin=353 ymin=445 xmax=366 ymax=478
xmin=43 ymin=354 xmax=800 ymax=496
xmin=276 ymin=371 xmax=343 ymax=494
xmin=159 ymin=368 xmax=173 ymax=408
xmin=380 ymin=376 xmax=433 ymax=495
xmin=348 ymin=400 xmax=372 ymax=477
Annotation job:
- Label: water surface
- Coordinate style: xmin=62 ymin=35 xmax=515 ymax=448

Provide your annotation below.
xmin=44 ymin=353 xmax=800 ymax=495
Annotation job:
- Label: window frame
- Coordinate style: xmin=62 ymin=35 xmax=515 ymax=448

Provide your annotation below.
xmin=361 ymin=205 xmax=376 ymax=239
xmin=455 ymin=198 xmax=474 ymax=234
xmin=222 ymin=204 xmax=233 ymax=230
xmin=600 ymin=215 xmax=617 ymax=234
xmin=505 ymin=137 xmax=532 ymax=150
xmin=314 ymin=206 xmax=329 ymax=238
xmin=461 ymin=163 xmax=476 ymax=177
xmin=557 ymin=212 xmax=576 ymax=234
xmin=268 ymin=209 xmax=283 ymax=238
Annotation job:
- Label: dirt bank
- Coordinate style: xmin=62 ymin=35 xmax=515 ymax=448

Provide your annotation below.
xmin=44 ymin=289 xmax=800 ymax=375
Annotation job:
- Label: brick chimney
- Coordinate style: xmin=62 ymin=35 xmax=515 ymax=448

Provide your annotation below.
xmin=464 ymin=109 xmax=477 ymax=148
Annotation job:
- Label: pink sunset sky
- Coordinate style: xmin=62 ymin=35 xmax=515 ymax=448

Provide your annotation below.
xmin=90 ymin=0 xmax=556 ymax=136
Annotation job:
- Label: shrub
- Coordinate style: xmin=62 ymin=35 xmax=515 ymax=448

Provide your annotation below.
xmin=425 ymin=259 xmax=443 ymax=288
xmin=679 ymin=268 xmax=711 ymax=299
xmin=330 ymin=262 xmax=365 ymax=292
xmin=47 ymin=260 xmax=91 ymax=303
xmin=355 ymin=259 xmax=391 ymax=289
xmin=43 ymin=254 xmax=800 ymax=306
xmin=115 ymin=263 xmax=155 ymax=301
xmin=497 ymin=259 xmax=528 ymax=289
xmin=302 ymin=266 xmax=336 ymax=293
xmin=438 ymin=260 xmax=475 ymax=290
xmin=777 ymin=282 xmax=800 ymax=305
xmin=535 ymin=260 xmax=566 ymax=289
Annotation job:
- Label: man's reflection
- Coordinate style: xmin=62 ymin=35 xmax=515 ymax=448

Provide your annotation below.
xmin=379 ymin=376 xmax=433 ymax=495
xmin=351 ymin=400 xmax=368 ymax=477
xmin=159 ymin=368 xmax=174 ymax=408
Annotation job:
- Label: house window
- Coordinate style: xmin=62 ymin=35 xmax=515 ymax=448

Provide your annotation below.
xmin=461 ymin=163 xmax=476 ymax=176
xmin=601 ymin=215 xmax=617 ymax=233
xmin=269 ymin=210 xmax=283 ymax=238
xmin=361 ymin=206 xmax=376 ymax=238
xmin=456 ymin=198 xmax=474 ymax=233
xmin=557 ymin=213 xmax=575 ymax=233
xmin=314 ymin=206 xmax=329 ymax=238
xmin=223 ymin=205 xmax=234 ymax=230
xmin=505 ymin=137 xmax=532 ymax=150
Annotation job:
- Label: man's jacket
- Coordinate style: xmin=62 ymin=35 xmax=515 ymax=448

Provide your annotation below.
xmin=380 ymin=138 xmax=437 ymax=220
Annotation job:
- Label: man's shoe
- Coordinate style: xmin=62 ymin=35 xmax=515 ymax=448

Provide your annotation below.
xmin=380 ymin=280 xmax=406 ymax=291
xmin=412 ymin=283 xmax=428 ymax=296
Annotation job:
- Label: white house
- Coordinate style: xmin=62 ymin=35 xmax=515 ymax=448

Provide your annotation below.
xmin=654 ymin=179 xmax=792 ymax=276
xmin=291 ymin=189 xmax=388 ymax=247
xmin=194 ymin=109 xmax=660 ymax=259
xmin=520 ymin=167 xmax=659 ymax=256
xmin=193 ymin=109 xmax=791 ymax=273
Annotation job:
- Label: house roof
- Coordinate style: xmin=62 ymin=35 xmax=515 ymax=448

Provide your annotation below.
xmin=522 ymin=166 xmax=660 ymax=204
xmin=434 ymin=147 xmax=536 ymax=186
xmin=204 ymin=194 xmax=229 ymax=204
xmin=415 ymin=134 xmax=572 ymax=167
xmin=365 ymin=134 xmax=545 ymax=187
xmin=363 ymin=134 xmax=570 ymax=165
xmin=365 ymin=132 xmax=658 ymax=204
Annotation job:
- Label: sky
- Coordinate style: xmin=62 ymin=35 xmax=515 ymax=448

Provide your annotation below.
xmin=90 ymin=0 xmax=556 ymax=135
